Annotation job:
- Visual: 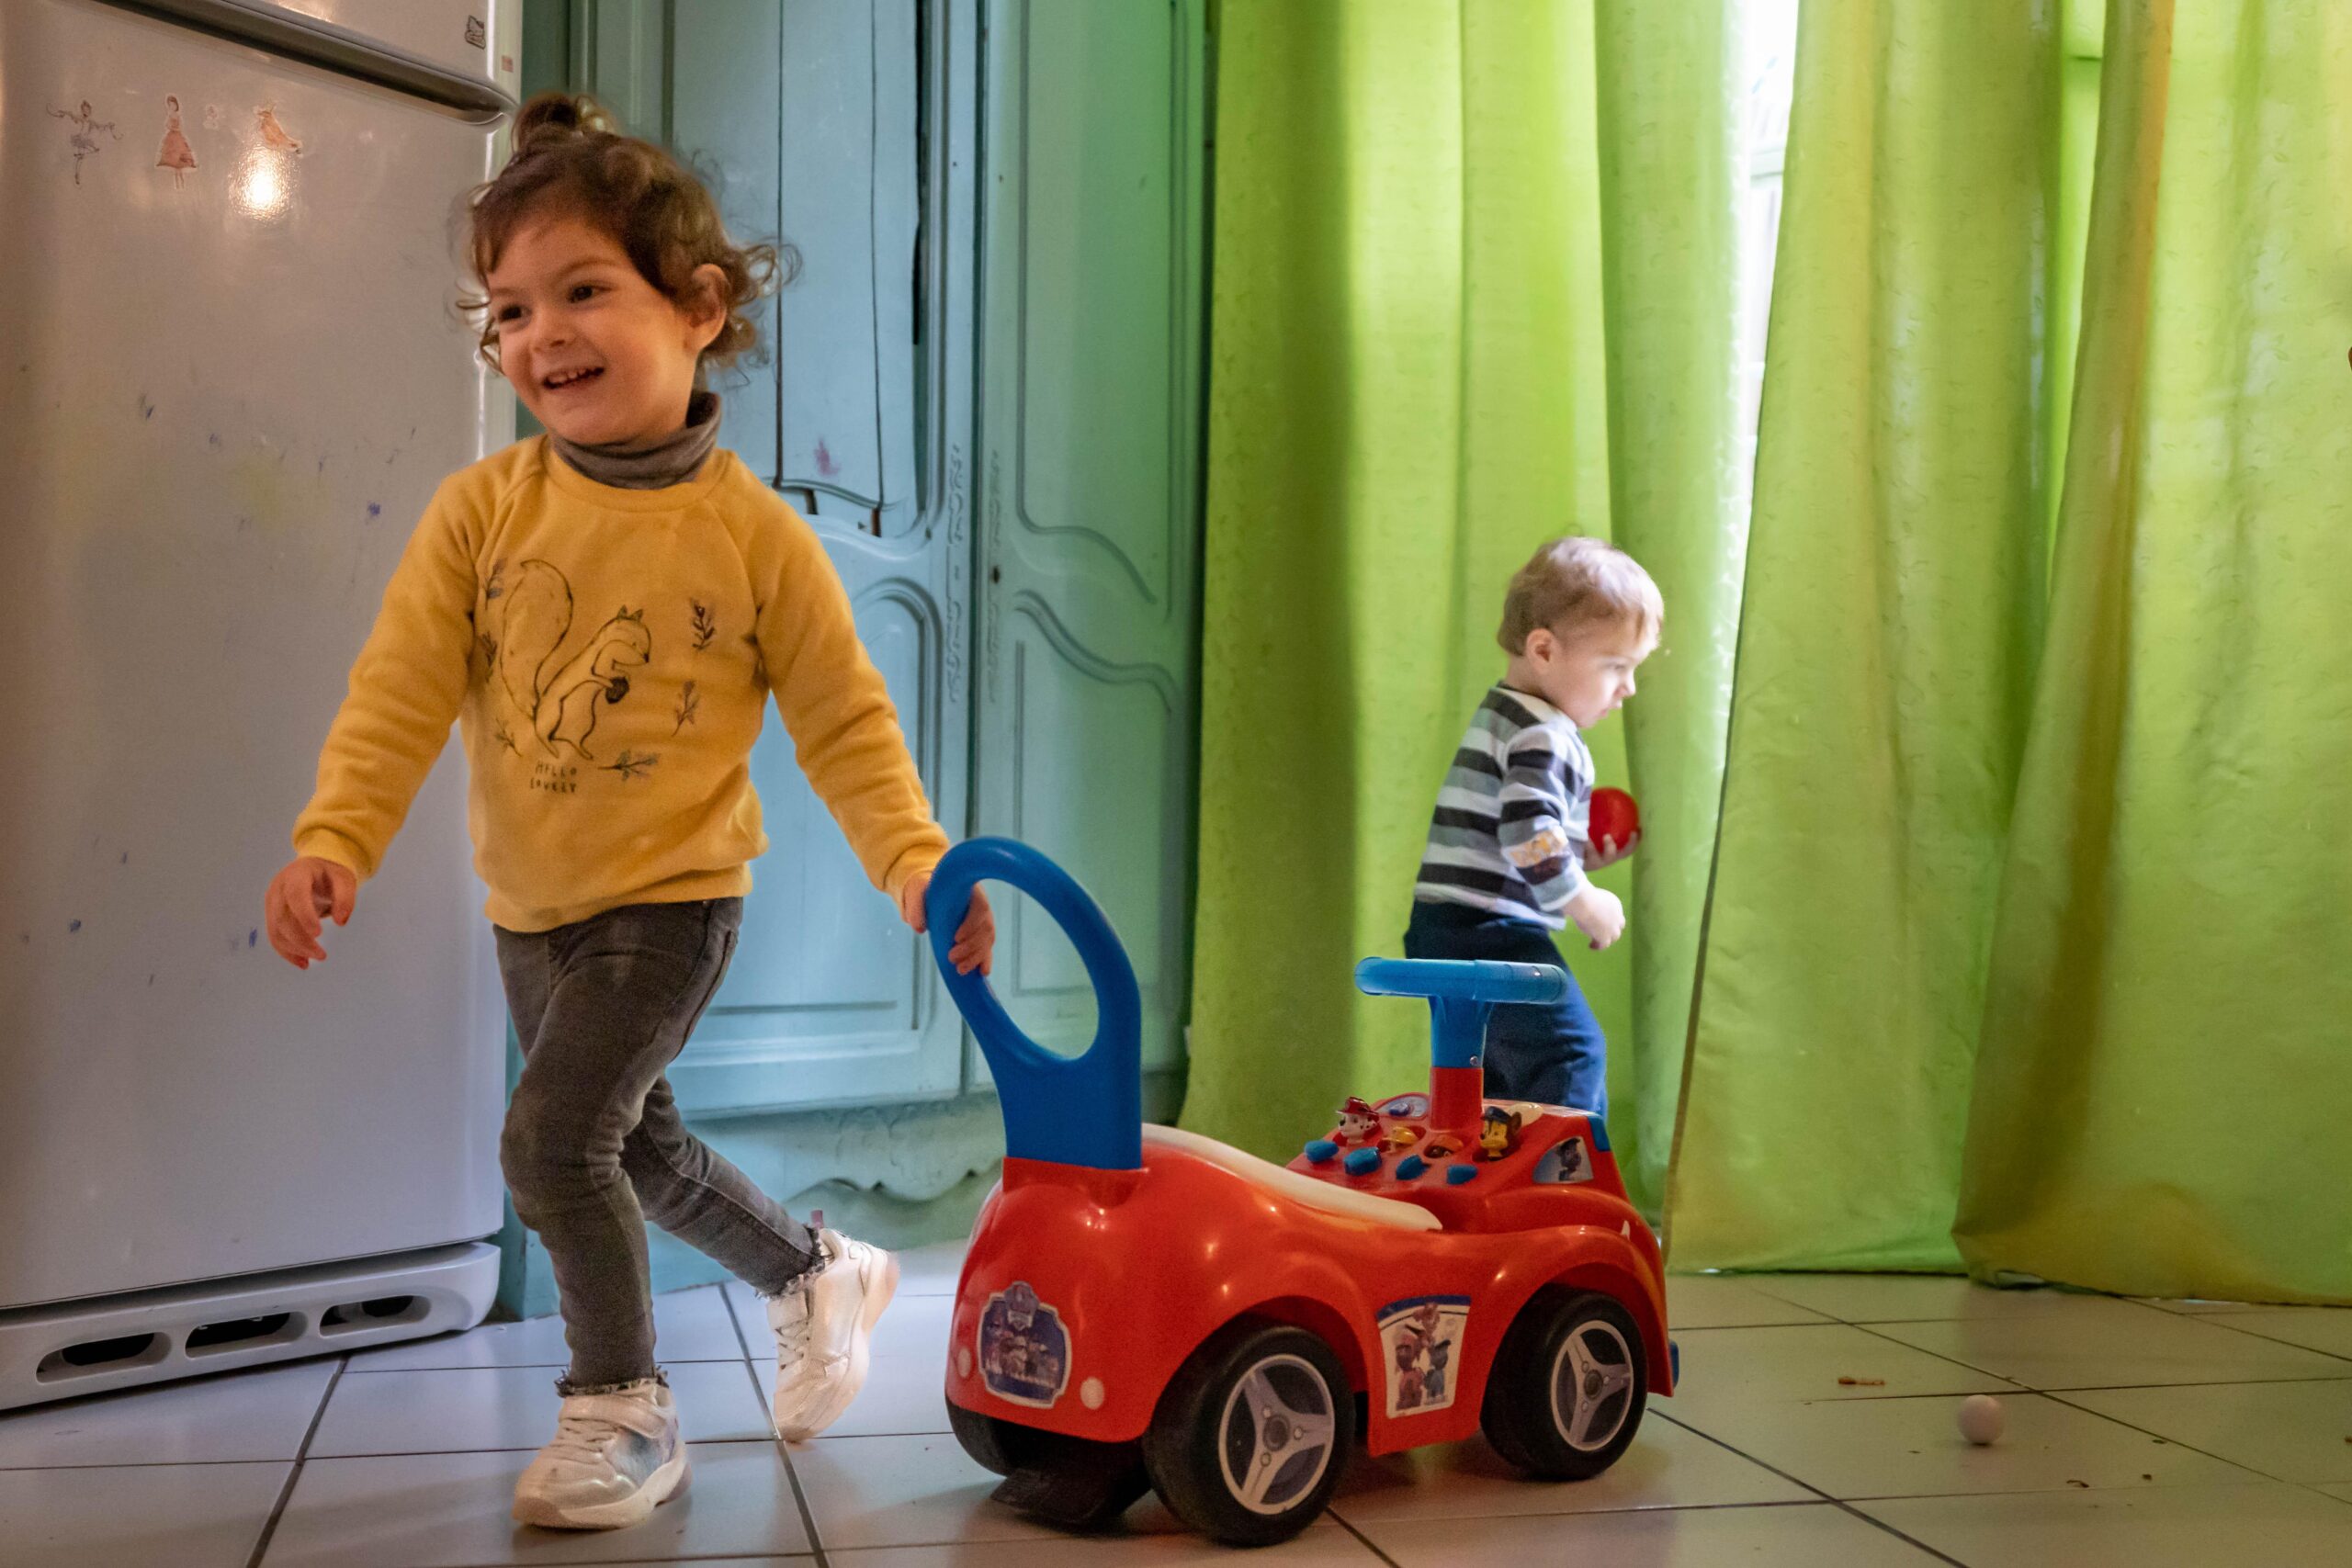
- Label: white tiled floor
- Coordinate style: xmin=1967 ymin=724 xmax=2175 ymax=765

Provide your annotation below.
xmin=5 ymin=1257 xmax=2350 ymax=1566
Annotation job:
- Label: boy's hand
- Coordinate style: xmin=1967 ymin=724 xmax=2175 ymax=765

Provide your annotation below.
xmin=1584 ymin=828 xmax=1642 ymax=871
xmin=265 ymin=855 xmax=357 ymax=969
xmin=1566 ymin=884 xmax=1625 ymax=951
xmin=898 ymin=872 xmax=997 ymax=976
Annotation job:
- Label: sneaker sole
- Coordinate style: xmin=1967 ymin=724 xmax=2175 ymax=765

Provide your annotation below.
xmin=776 ymin=1248 xmax=900 ymax=1441
xmin=512 ymin=1448 xmax=691 ymax=1530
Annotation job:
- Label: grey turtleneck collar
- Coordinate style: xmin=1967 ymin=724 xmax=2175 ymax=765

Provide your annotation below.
xmin=551 ymin=390 xmax=722 ymax=490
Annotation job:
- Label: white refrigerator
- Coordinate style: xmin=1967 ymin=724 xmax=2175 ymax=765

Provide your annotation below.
xmin=0 ymin=0 xmax=519 ymax=1410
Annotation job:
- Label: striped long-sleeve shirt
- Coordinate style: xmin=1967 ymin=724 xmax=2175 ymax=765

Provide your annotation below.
xmin=1413 ymin=684 xmax=1593 ymax=929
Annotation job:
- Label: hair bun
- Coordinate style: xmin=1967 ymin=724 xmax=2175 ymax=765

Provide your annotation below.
xmin=512 ymin=92 xmax=616 ymax=155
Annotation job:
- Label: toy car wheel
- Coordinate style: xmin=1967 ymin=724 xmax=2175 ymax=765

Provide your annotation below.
xmin=947 ymin=1401 xmax=1022 ymax=1476
xmin=1481 ymin=1289 xmax=1646 ymax=1479
xmin=1141 ymin=1318 xmax=1355 ymax=1547
xmin=949 ymin=1403 xmax=1150 ymax=1530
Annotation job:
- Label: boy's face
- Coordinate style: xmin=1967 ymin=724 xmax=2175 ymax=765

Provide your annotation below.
xmin=1523 ymin=618 xmax=1656 ymax=729
xmin=485 ymin=215 xmax=724 ymax=448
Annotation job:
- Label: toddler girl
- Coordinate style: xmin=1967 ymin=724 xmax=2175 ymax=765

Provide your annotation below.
xmin=263 ymin=94 xmax=993 ymax=1531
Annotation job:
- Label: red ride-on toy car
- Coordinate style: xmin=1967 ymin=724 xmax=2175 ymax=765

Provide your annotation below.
xmin=923 ymin=840 xmax=1677 ymax=1547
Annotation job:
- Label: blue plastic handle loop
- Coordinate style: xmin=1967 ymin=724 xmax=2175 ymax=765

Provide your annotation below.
xmin=1353 ymin=958 xmax=1569 ymax=1071
xmin=923 ymin=838 xmax=1143 ymax=1171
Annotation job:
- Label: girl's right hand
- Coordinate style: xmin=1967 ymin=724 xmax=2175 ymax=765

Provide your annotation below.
xmin=265 ymin=855 xmax=358 ymax=969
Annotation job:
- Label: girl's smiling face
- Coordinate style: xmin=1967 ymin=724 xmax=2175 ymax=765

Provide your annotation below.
xmin=484 ymin=214 xmax=726 ymax=448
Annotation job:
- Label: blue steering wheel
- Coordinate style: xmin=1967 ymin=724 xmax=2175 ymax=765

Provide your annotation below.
xmin=922 ymin=838 xmax=1143 ymax=1171
xmin=1354 ymin=957 xmax=1568 ymax=1071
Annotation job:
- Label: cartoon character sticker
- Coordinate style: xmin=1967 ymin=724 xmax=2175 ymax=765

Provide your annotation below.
xmin=1533 ymin=1135 xmax=1594 ymax=1185
xmin=978 ymin=1281 xmax=1071 ymax=1409
xmin=51 ymin=102 xmax=120 ymax=186
xmin=1378 ymin=1295 xmax=1470 ymax=1417
xmin=156 ymin=95 xmax=197 ymax=186
xmin=1376 ymin=1093 xmax=1430 ymax=1120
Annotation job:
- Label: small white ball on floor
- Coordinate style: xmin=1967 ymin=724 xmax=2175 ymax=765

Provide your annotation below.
xmin=1957 ymin=1393 xmax=2005 ymax=1445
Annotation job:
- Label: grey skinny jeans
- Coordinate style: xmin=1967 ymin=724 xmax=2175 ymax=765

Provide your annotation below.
xmin=496 ymin=897 xmax=820 ymax=1393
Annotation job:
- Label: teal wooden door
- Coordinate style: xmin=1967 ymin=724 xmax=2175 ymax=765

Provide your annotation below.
xmin=972 ymin=0 xmax=1209 ymax=1086
xmin=656 ymin=0 xmax=980 ymax=1113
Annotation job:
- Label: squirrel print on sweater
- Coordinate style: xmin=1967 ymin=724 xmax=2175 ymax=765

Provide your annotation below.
xmin=478 ymin=559 xmax=653 ymax=764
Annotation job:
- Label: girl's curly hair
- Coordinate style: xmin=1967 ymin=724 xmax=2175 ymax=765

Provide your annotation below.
xmin=458 ymin=93 xmax=796 ymax=369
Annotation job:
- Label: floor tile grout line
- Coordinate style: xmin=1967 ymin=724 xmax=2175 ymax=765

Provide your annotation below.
xmin=425 ymin=1552 xmax=817 ymax=1567
xmin=1323 ymin=1498 xmax=1409 ymax=1567
xmin=1843 ymin=1320 xmax=2044 ymax=1393
xmin=0 ymin=1456 xmax=345 ymax=1473
xmin=1703 ymin=1284 xmax=2307 ymax=1331
xmin=2183 ymin=1313 xmax=2352 ymax=1364
xmin=259 ymin=1429 xmax=962 ymax=1466
xmin=1828 ymin=1315 xmax=2352 ymax=1397
xmin=1846 ymin=1307 xmax=2352 ymax=1381
xmin=745 ymin=1356 xmax=831 ymax=1568
xmin=1329 ymin=1496 xmax=1837 ymax=1527
xmin=341 ymin=1357 xmax=752 ymax=1374
xmin=294 ymin=1433 xmax=787 ymax=1460
xmin=2037 ymin=1387 xmax=2324 ymax=1489
xmin=243 ymin=1353 xmax=348 ymax=1568
xmin=1648 ymin=1408 xmax=1970 ymax=1566
xmin=727 ymin=1288 xmax=759 ymax=1359
xmin=1667 ymin=1371 xmax=2352 ymax=1416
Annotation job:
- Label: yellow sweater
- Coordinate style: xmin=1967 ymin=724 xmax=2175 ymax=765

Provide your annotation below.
xmin=294 ymin=438 xmax=949 ymax=931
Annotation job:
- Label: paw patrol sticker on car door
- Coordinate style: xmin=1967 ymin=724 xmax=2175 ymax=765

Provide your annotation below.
xmin=978 ymin=1281 xmax=1071 ymax=1408
xmin=1378 ymin=1295 xmax=1470 ymax=1417
xmin=1533 ymin=1135 xmax=1594 ymax=1184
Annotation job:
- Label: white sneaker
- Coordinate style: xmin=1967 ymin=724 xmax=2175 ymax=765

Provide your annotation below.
xmin=765 ymin=1228 xmax=899 ymax=1440
xmin=511 ymin=1378 xmax=689 ymax=1530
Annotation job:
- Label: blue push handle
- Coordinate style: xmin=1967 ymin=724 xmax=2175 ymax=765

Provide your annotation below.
xmin=923 ymin=839 xmax=1142 ymax=1171
xmin=1354 ymin=958 xmax=1569 ymax=1073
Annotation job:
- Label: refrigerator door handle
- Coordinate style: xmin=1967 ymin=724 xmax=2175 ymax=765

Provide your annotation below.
xmin=107 ymin=0 xmax=516 ymax=118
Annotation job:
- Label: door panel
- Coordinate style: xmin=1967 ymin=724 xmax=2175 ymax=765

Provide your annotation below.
xmin=974 ymin=0 xmax=1206 ymax=1075
xmin=775 ymin=0 xmax=922 ymax=529
xmin=664 ymin=0 xmax=976 ymax=1113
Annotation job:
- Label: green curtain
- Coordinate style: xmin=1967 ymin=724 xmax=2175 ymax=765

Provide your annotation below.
xmin=1191 ymin=0 xmax=2351 ymax=1305
xmin=1183 ymin=0 xmax=1742 ymax=1205
xmin=1592 ymin=6 xmax=1747 ymax=1217
xmin=1666 ymin=0 xmax=2059 ymax=1271
xmin=1955 ymin=0 xmax=2352 ymax=1304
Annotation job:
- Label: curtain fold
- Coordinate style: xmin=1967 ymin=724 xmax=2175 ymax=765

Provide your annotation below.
xmin=1665 ymin=0 xmax=2058 ymax=1271
xmin=1956 ymin=0 xmax=2352 ymax=1304
xmin=1188 ymin=0 xmax=2349 ymax=1304
xmin=1591 ymin=2 xmax=1747 ymax=1216
xmin=1183 ymin=1 xmax=1740 ymax=1188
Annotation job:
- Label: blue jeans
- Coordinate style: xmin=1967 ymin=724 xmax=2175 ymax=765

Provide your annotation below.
xmin=1403 ymin=900 xmax=1607 ymax=1119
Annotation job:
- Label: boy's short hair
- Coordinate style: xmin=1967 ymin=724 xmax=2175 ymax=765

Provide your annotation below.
xmin=1496 ymin=536 xmax=1663 ymax=653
